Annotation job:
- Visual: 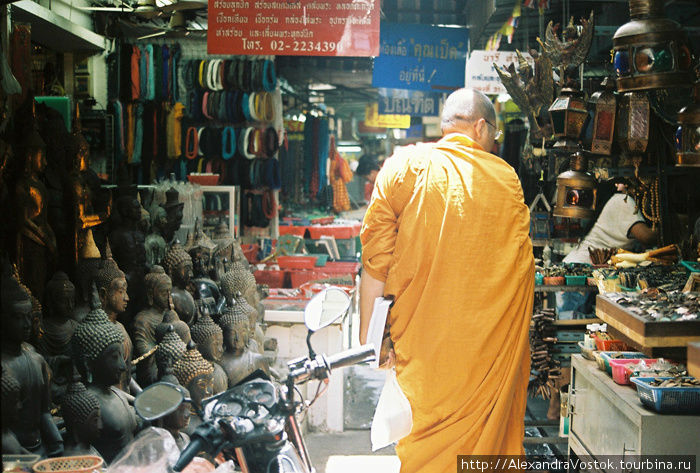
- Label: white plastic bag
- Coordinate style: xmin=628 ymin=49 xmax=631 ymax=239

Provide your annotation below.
xmin=370 ymin=368 xmax=413 ymax=451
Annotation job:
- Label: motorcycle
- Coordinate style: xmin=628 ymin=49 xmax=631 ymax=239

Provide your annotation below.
xmin=134 ymin=287 xmax=376 ymax=473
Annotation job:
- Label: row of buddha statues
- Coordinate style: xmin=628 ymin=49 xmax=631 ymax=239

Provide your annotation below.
xmin=1 ymin=100 xmax=277 ymax=465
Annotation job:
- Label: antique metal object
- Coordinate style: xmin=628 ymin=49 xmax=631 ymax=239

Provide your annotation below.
xmin=553 ymin=152 xmax=597 ymax=219
xmin=616 ymin=91 xmax=650 ymax=155
xmin=613 ymin=0 xmax=693 ymax=92
xmin=676 ymin=84 xmax=700 ymax=167
xmin=549 ymin=86 xmax=588 ymax=153
xmin=588 ymin=78 xmax=617 ymax=155
xmin=537 ymin=11 xmax=595 ymax=85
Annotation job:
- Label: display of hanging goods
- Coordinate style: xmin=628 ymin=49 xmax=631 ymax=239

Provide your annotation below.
xmin=222 ymin=126 xmax=236 ymax=160
xmin=528 ymin=308 xmax=560 ymax=399
xmin=262 ymin=59 xmax=276 ymax=91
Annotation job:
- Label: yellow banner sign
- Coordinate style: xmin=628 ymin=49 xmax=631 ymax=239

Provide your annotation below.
xmin=365 ymin=103 xmax=411 ymax=129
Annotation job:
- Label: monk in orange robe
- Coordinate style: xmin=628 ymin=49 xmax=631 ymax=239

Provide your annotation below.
xmin=360 ymin=88 xmax=534 ymax=473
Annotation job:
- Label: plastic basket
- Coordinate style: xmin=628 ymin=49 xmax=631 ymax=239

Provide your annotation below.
xmin=630 ymin=377 xmax=700 ymax=414
xmin=253 ymin=269 xmax=286 ymax=288
xmin=277 ymin=256 xmax=317 ymax=270
xmin=594 ymin=334 xmax=629 ymax=352
xmin=187 ymin=173 xmax=220 ymax=186
xmin=577 ymin=341 xmax=597 ymax=361
xmin=543 ymin=276 xmax=565 ymax=286
xmin=288 ymin=270 xmax=330 ymax=288
xmin=609 ymin=358 xmax=658 ymax=385
xmin=278 ymin=226 xmax=307 ymax=237
xmin=565 ymin=275 xmax=588 ymax=286
xmin=599 ymin=351 xmax=646 ymax=375
xmin=32 ymin=456 xmax=103 ymax=473
xmin=322 ymin=261 xmax=361 ymax=277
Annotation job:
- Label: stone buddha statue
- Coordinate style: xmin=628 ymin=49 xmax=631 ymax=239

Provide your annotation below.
xmin=133 ymin=266 xmax=172 ymax=386
xmin=37 ymin=272 xmax=78 ymax=404
xmin=72 ymin=308 xmax=139 ymax=463
xmin=145 ymin=206 xmax=168 ymax=268
xmin=61 ymin=381 xmax=103 ymax=459
xmin=232 ymin=296 xmax=265 ymax=354
xmin=172 ymin=345 xmax=214 ymax=436
xmin=187 ymin=220 xmax=217 ymax=279
xmin=95 ymin=252 xmax=133 ymax=392
xmin=217 ymin=306 xmax=270 ymax=388
xmin=163 ymin=243 xmax=197 ymax=326
xmin=74 ymin=230 xmax=102 ymax=323
xmin=162 ymin=187 xmax=185 ymax=245
xmin=190 ymin=313 xmax=227 ymax=394
xmin=2 ymin=371 xmax=29 ymax=454
xmin=155 ymin=325 xmax=187 ymax=384
xmin=15 ymin=107 xmax=57 ymax=302
xmin=0 ymin=271 xmax=63 ymax=457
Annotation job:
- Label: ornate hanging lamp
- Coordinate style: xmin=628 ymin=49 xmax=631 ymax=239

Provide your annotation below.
xmin=616 ymin=91 xmax=650 ymax=156
xmin=613 ymin=0 xmax=693 ymax=92
xmin=553 ymin=152 xmax=598 ymax=219
xmin=676 ymin=83 xmax=700 ymax=166
xmin=548 ymin=85 xmax=588 ymax=153
xmin=588 ymin=77 xmax=617 ymax=155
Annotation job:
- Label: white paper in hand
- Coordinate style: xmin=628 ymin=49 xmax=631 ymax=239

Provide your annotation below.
xmin=367 ymin=297 xmax=392 ymax=369
xmin=371 ymin=368 xmax=413 ymax=451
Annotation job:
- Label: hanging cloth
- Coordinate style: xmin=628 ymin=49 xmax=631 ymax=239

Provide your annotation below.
xmin=152 ymin=45 xmax=162 ymax=100
xmin=168 ymin=102 xmax=185 ymax=159
xmin=145 ymin=44 xmax=155 ymax=101
xmin=162 ymin=45 xmax=170 ymax=102
xmin=132 ymin=103 xmax=144 ymax=164
xmin=130 ymin=46 xmax=141 ymax=100
xmin=126 ymin=103 xmax=135 ymax=161
xmin=329 ymin=136 xmax=351 ymax=213
xmin=139 ymin=45 xmax=148 ymax=101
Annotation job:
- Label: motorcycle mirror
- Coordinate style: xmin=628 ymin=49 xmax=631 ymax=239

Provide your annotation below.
xmin=134 ymin=382 xmax=186 ymax=421
xmin=304 ymin=287 xmax=351 ymax=333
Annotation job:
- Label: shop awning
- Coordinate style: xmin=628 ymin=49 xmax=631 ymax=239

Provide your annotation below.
xmin=11 ymin=0 xmax=106 ymax=52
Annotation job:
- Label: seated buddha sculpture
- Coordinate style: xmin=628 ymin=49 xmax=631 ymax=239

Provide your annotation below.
xmin=172 ymin=344 xmax=214 ymax=436
xmin=217 ymin=305 xmax=270 ymax=388
xmin=61 ymin=381 xmax=103 ymax=459
xmin=190 ymin=312 xmax=227 ymax=394
xmin=163 ymin=243 xmax=197 ymax=326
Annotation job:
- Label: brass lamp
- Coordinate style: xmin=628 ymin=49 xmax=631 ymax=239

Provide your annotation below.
xmin=553 ymin=152 xmax=598 ymax=219
xmin=613 ymin=0 xmax=693 ymax=92
xmin=589 ymin=78 xmax=617 ymax=155
xmin=616 ymin=91 xmax=650 ymax=155
xmin=549 ymin=86 xmax=588 ymax=153
xmin=676 ymin=84 xmax=700 ymax=166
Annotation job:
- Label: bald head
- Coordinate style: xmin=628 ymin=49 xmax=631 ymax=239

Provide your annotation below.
xmin=441 ymin=88 xmax=496 ymax=134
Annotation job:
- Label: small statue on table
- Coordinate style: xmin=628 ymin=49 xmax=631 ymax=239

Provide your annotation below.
xmin=163 ymin=243 xmax=198 ymax=326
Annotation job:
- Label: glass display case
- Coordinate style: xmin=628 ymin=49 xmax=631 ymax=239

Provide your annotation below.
xmin=200 ymin=185 xmax=240 ymax=239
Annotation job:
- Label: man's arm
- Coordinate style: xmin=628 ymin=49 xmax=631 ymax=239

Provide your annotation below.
xmin=359 ymin=270 xmax=386 ymax=345
xmin=628 ymin=221 xmax=658 ymax=246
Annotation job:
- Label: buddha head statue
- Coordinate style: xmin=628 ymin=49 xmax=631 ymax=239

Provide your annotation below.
xmin=218 ymin=306 xmax=250 ymax=353
xmin=162 ymin=243 xmax=193 ymax=289
xmin=161 ymin=187 xmax=184 ymax=241
xmin=62 ymin=381 xmax=102 ymax=445
xmin=1 ymin=271 xmax=33 ymax=347
xmin=73 ymin=308 xmax=126 ymax=386
xmin=1 ymin=370 xmax=22 ymax=427
xmin=155 ymin=325 xmax=187 ymax=380
xmin=139 ymin=207 xmax=151 ymax=235
xmin=144 ymin=266 xmax=172 ymax=313
xmin=172 ymin=345 xmax=214 ymax=408
xmin=187 ymin=226 xmax=216 ymax=279
xmin=161 ymin=310 xmax=192 ymax=345
xmin=220 ymin=263 xmax=256 ymax=306
xmin=190 ymin=313 xmax=224 ymax=363
xmin=95 ymin=252 xmax=128 ymax=321
xmin=161 ymin=383 xmax=191 ymax=435
xmin=233 ymin=295 xmax=259 ymax=328
xmin=45 ymin=271 xmax=76 ymax=321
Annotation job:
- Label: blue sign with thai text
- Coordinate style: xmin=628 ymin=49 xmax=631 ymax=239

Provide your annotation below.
xmin=378 ymin=88 xmax=443 ymax=116
xmin=372 ymin=23 xmax=468 ymax=92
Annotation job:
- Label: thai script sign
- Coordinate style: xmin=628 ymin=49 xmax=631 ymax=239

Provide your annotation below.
xmin=365 ymin=103 xmax=410 ymax=129
xmin=372 ymin=23 xmax=468 ymax=91
xmin=378 ymin=88 xmax=443 ymax=117
xmin=465 ymin=50 xmax=534 ymax=95
xmin=208 ymin=0 xmax=380 ymax=56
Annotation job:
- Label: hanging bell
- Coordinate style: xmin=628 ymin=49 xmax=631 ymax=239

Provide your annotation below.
xmin=553 ymin=152 xmax=598 ymax=219
xmin=613 ymin=0 xmax=694 ymax=92
xmin=676 ymin=83 xmax=700 ymax=166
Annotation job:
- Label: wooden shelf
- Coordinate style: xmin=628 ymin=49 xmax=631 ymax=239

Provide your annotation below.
xmin=688 ymin=342 xmax=700 ymax=378
xmin=553 ymin=318 xmax=600 ymax=326
xmin=535 ymin=285 xmax=598 ymax=293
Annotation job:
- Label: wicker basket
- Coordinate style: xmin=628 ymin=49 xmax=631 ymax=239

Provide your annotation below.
xmin=32 ymin=456 xmax=102 ymax=473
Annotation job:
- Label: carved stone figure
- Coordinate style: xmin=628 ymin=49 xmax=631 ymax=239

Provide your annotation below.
xmin=74 ymin=230 xmax=102 ymax=323
xmin=72 ymin=308 xmax=139 ymax=463
xmin=15 ymin=113 xmax=57 ymax=302
xmin=163 ymin=243 xmax=197 ymax=326
xmin=187 ymin=220 xmax=217 ymax=279
xmin=0 ymin=271 xmax=63 ymax=457
xmin=172 ymin=345 xmax=214 ymax=436
xmin=190 ymin=313 xmax=227 ymax=394
xmin=37 ymin=272 xmax=78 ymax=404
xmin=2 ymin=371 xmax=29 ymax=454
xmin=212 ymin=223 xmax=248 ymax=278
xmin=133 ymin=266 xmax=172 ymax=386
xmin=155 ymin=325 xmax=187 ymax=383
xmin=162 ymin=187 xmax=184 ymax=244
xmin=109 ymin=192 xmax=147 ymax=325
xmin=145 ymin=206 xmax=168 ymax=268
xmin=95 ymin=251 xmax=133 ymax=392
xmin=233 ymin=296 xmax=265 ymax=354
xmin=217 ymin=306 xmax=269 ymax=388
xmin=61 ymin=381 xmax=103 ymax=459
xmin=159 ymin=384 xmax=191 ymax=451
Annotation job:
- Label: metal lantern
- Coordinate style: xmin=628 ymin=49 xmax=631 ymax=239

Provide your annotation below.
xmin=589 ymin=78 xmax=617 ymax=155
xmin=613 ymin=0 xmax=694 ymax=92
xmin=549 ymin=86 xmax=588 ymax=153
xmin=616 ymin=91 xmax=650 ymax=155
xmin=553 ymin=152 xmax=598 ymax=219
xmin=676 ymin=85 xmax=700 ymax=166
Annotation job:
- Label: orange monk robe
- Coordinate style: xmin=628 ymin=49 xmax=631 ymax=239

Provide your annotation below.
xmin=361 ymin=133 xmax=534 ymax=473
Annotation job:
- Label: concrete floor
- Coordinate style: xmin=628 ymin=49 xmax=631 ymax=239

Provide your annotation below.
xmin=306 ymin=430 xmax=398 ymax=473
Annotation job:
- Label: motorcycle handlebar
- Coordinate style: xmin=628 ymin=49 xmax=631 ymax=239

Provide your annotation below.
xmin=173 ymin=436 xmax=206 ymax=472
xmin=326 ymin=345 xmax=376 ymax=370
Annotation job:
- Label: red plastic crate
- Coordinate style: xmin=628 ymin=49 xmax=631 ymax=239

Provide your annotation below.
xmin=594 ymin=334 xmax=629 ymax=352
xmin=288 ymin=270 xmax=331 ymax=288
xmin=610 ymin=358 xmax=659 ymax=385
xmin=254 ymin=270 xmax=286 ymax=288
xmin=279 ymin=226 xmax=307 ymax=237
xmin=307 ymin=225 xmax=359 ymax=239
xmin=322 ymin=261 xmax=361 ymax=277
xmin=277 ymin=256 xmax=317 ymax=269
xmin=241 ymin=244 xmax=259 ymax=264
